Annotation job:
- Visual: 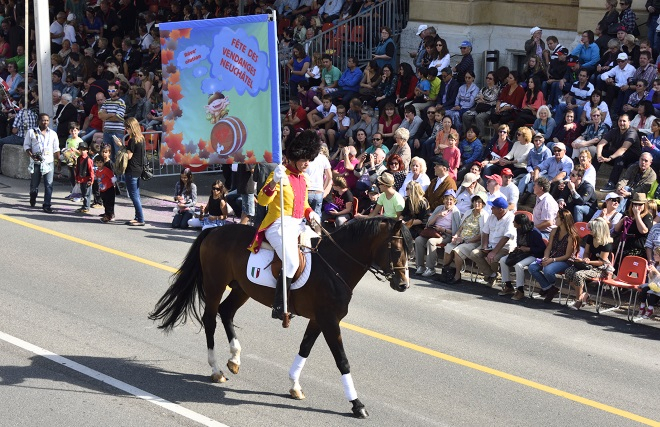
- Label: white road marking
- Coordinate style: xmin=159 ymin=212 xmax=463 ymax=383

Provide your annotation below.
xmin=0 ymin=331 xmax=229 ymax=427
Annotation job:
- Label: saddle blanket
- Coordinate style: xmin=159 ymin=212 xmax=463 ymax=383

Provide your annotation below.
xmin=246 ymin=244 xmax=312 ymax=289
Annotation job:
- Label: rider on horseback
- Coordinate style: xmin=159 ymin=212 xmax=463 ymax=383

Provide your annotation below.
xmin=248 ymin=130 xmax=322 ymax=320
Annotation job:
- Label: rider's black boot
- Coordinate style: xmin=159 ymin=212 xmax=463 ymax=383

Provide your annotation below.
xmin=272 ymin=273 xmax=292 ymax=320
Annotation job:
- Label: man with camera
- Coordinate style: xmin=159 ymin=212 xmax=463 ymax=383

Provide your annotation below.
xmin=23 ymin=113 xmax=60 ymax=213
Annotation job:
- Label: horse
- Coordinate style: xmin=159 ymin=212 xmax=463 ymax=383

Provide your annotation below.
xmin=149 ymin=216 xmax=413 ymax=418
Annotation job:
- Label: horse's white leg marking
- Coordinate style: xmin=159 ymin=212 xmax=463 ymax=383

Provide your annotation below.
xmin=289 ymin=354 xmax=306 ymax=393
xmin=208 ymin=348 xmax=221 ymax=376
xmin=341 ymin=373 xmax=358 ymax=401
xmin=228 ymin=338 xmax=241 ymax=366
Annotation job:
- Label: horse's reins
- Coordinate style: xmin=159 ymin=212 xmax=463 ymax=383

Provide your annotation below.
xmin=303 ymin=222 xmax=406 ymax=287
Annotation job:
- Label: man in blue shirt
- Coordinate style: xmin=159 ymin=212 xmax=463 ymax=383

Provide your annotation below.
xmin=532 ymin=141 xmax=574 ymax=199
xmin=571 ymin=30 xmax=600 ymax=74
xmin=330 ymin=56 xmax=363 ymax=108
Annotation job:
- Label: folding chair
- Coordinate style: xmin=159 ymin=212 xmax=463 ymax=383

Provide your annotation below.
xmin=574 ymin=222 xmax=590 ymax=239
xmin=526 ymin=238 xmax=549 ymax=298
xmin=593 ymin=255 xmax=647 ymax=321
xmin=514 ymin=210 xmax=533 ymax=222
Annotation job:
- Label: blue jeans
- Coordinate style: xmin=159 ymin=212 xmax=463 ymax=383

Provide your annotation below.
xmin=125 ymin=174 xmax=144 ymax=223
xmin=81 ymin=129 xmax=100 ymax=143
xmin=528 ymin=260 xmax=570 ymax=290
xmin=308 ymin=191 xmax=324 ymax=217
xmin=80 ymin=181 xmax=92 ymax=209
xmin=30 ymin=163 xmax=54 ymax=208
xmin=573 ymin=204 xmax=593 ymax=222
xmin=103 ymin=129 xmax=124 ymax=163
xmin=649 ymin=15 xmax=659 ymax=49
xmin=241 ymin=193 xmax=255 ymax=218
xmin=517 ymin=171 xmax=533 ymax=194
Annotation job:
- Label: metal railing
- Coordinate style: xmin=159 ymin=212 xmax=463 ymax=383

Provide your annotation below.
xmin=278 ymin=0 xmax=409 ymax=105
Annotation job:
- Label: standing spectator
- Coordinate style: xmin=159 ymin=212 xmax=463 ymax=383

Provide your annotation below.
xmin=456 ymin=125 xmax=483 ymax=182
xmin=24 ymin=114 xmax=60 ymax=213
xmin=74 ymin=142 xmax=95 ymax=213
xmin=532 ymin=176 xmax=559 ymax=238
xmin=525 ymin=27 xmax=545 ymax=64
xmin=99 ymin=0 xmax=120 ymax=42
xmin=98 ymin=81 xmax=126 ymax=161
xmin=124 ymin=117 xmax=145 ymax=226
xmin=373 ymin=26 xmax=396 ymax=69
xmin=0 ymin=97 xmax=36 ymax=165
xmin=95 ymin=155 xmax=117 ymax=223
xmin=528 ymin=209 xmax=580 ymax=303
xmin=452 ymin=40 xmax=475 ymax=84
xmin=618 ymin=0 xmax=638 ymax=35
xmin=287 ymin=44 xmax=310 ymax=100
xmin=50 ymin=12 xmax=66 ymax=53
xmin=467 ymin=196 xmax=516 ymax=287
xmin=307 ymin=143 xmax=332 ymax=216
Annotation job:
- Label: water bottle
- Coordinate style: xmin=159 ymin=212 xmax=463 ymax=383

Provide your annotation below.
xmin=374 ymin=107 xmax=379 ymax=117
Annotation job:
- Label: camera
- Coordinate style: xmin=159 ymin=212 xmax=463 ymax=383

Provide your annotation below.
xmin=150 ymin=109 xmax=157 ymax=115
xmin=33 ymin=152 xmax=44 ymax=162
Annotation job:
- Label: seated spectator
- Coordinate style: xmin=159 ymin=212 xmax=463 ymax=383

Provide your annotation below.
xmin=428 ymin=115 xmax=457 ymax=160
xmin=512 ymin=76 xmax=546 ymax=132
xmin=565 ymin=217 xmax=614 ymax=310
xmin=418 ymin=106 xmax=443 ymax=159
xmin=549 ymin=109 xmax=581 ymax=156
xmin=399 ymin=105 xmax=424 ymax=155
xmin=467 ymin=196 xmax=516 ymax=286
xmin=191 ymin=180 xmax=229 ymax=230
xmin=384 ymin=153 xmax=407 ymax=192
xmin=323 ymin=176 xmax=354 ymax=227
xmin=455 ymin=172 xmax=486 ymax=212
xmin=305 ymin=53 xmax=322 ymax=87
xmin=533 ymin=142 xmax=573 ymax=198
xmin=498 ymin=213 xmax=546 ymax=300
xmin=364 ymin=132 xmax=389 ymax=155
xmin=445 ymin=70 xmax=479 ymax=133
xmin=349 ymin=128 xmax=370 ymax=155
xmin=545 ymin=51 xmax=569 ymax=107
xmin=489 ymin=71 xmax=525 ymax=127
xmin=283 ymin=97 xmax=309 ymax=133
xmin=378 ymin=102 xmax=402 ymax=146
xmin=595 ymin=38 xmax=620 ymax=78
xmin=407 ymin=67 xmax=437 ymax=117
xmin=462 ymin=71 xmax=500 ymax=137
xmin=615 ymin=152 xmax=656 ymax=212
xmin=644 ymin=216 xmax=660 ymax=262
xmin=329 ymin=56 xmax=363 ymax=108
xmin=329 ymin=104 xmax=352 ymax=149
xmin=519 ymin=131 xmax=552 ymax=201
xmin=456 ymin=125 xmax=483 ymax=182
xmin=622 ymin=33 xmax=640 ymax=68
xmin=308 ymin=94 xmax=337 ymax=143
xmin=641 ymin=117 xmax=660 ymax=167
xmin=371 ymin=64 xmax=397 ymax=111
xmin=481 ymin=124 xmax=512 ymax=166
xmin=435 ymin=67 xmax=459 ymax=122
xmin=600 ymin=52 xmax=635 ymax=108
xmin=529 ymin=208 xmax=580 ymax=302
xmin=355 ymin=172 xmax=405 ymax=219
xmin=555 ymin=68 xmax=594 ymax=128
xmin=595 ymin=112 xmax=642 ymax=191
xmin=590 ymin=192 xmax=624 ymax=232
xmin=577 ymin=148 xmax=597 ymax=189
xmin=394 ymin=63 xmax=418 ymax=115
xmin=622 ymin=80 xmax=651 ymax=119
xmin=53 ymin=93 xmax=79 ymax=149
xmin=499 ymin=168 xmax=519 ymax=210
xmin=614 ymin=193 xmax=653 ymax=259
xmin=358 ymin=60 xmax=382 ymax=104
xmin=630 ymin=100 xmax=656 ymax=133
xmin=317 ymin=0 xmax=343 ymax=24
xmin=312 ymin=54 xmax=341 ymax=97
xmin=402 ymin=181 xmax=431 ymax=239
xmin=346 ymin=105 xmax=378 ymax=146
xmin=425 ymin=157 xmax=458 ymax=210
xmin=532 ymin=105 xmax=556 ymax=140
xmin=532 ymin=176 xmax=559 ymax=238
xmin=581 ymin=89 xmax=612 ymax=129
xmin=557 ymin=165 xmax=596 ymax=221
xmin=388 ymin=128 xmax=412 ymax=172
xmin=483 ymin=126 xmax=533 ymax=178
xmin=172 ymin=168 xmax=198 ymax=229
xmin=416 ymin=189 xmax=462 ymax=277
xmin=644 ymin=78 xmax=660 ymax=116
xmin=571 ymin=30 xmax=600 ymax=74
xmin=441 ymin=192 xmax=488 ymax=283
xmin=634 ymin=246 xmax=660 ymax=321
xmin=521 ymin=54 xmax=546 ymax=86
xmin=399 ymin=156 xmax=431 ymax=197
xmin=571 ymin=107 xmax=608 ymax=159
xmin=483 ymin=174 xmax=506 ymax=214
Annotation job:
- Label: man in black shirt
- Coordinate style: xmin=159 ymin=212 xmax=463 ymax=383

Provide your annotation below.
xmin=595 ymin=112 xmax=641 ymax=191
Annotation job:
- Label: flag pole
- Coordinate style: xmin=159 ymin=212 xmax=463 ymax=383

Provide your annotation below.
xmin=270 ymin=11 xmax=289 ymax=323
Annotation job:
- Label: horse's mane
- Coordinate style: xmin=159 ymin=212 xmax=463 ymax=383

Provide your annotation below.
xmin=329 ymin=216 xmax=414 ymax=254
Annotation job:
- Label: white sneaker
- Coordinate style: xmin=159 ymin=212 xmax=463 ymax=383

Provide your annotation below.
xmin=421 ymin=268 xmax=436 ymax=277
xmin=415 ymin=266 xmax=425 ymax=275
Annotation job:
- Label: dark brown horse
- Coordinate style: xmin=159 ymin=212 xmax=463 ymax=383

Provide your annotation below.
xmin=149 ymin=217 xmax=413 ymax=418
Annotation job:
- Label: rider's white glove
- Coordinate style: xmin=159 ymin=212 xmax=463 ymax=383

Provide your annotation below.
xmin=273 ymin=164 xmax=289 ymax=185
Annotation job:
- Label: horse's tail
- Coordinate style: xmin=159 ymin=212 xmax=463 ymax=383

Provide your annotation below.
xmin=148 ymin=228 xmax=214 ymax=332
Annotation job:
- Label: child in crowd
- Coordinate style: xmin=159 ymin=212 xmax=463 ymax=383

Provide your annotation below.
xmin=90 ymin=142 xmax=105 ymax=208
xmin=62 ymin=122 xmax=82 ymax=201
xmin=357 ymin=183 xmax=380 ymax=215
xmin=330 ymin=104 xmax=353 ymax=150
xmin=200 ymin=180 xmax=228 ymax=230
xmin=443 ymin=133 xmax=461 ymax=181
xmin=95 ymin=156 xmax=117 ymax=222
xmin=74 ymin=142 xmax=95 ymax=213
xmin=635 ymin=246 xmax=660 ymax=321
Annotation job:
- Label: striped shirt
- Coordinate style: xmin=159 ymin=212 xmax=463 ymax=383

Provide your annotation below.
xmin=101 ymin=98 xmax=126 ymax=132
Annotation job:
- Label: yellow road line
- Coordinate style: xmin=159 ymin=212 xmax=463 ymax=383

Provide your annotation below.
xmin=2 ymin=213 xmax=658 ymax=426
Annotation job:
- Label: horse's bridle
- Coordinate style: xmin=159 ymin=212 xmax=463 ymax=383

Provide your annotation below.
xmin=307 ymin=223 xmax=408 ymax=284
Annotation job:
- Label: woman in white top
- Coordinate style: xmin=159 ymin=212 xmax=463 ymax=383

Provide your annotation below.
xmin=495 ymin=126 xmax=533 ymax=177
xmin=398 ymin=156 xmax=431 ymax=197
xmin=630 ymin=100 xmax=657 ymax=134
xmin=581 ymin=90 xmax=612 ymax=128
xmin=429 ymin=37 xmax=451 ymax=72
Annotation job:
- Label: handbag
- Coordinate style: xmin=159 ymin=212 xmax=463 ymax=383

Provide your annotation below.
xmin=140 ymin=143 xmax=153 ymax=181
xmin=475 ymin=103 xmax=492 ymax=113
xmin=505 ymin=250 xmax=530 ymax=267
xmin=420 ymin=226 xmax=441 ymax=239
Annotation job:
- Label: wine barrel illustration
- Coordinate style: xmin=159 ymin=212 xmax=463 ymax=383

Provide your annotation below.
xmin=210 ymin=116 xmax=247 ymax=156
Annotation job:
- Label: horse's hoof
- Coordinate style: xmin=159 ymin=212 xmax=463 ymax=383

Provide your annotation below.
xmin=352 ymin=407 xmax=369 ymax=418
xmin=210 ymin=372 xmax=228 ymax=383
xmin=227 ymin=360 xmax=240 ymax=375
xmin=289 ymin=388 xmax=305 ymax=400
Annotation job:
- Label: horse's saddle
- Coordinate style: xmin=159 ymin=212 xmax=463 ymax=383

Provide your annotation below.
xmin=267 ymin=244 xmax=307 ymax=283
xmin=246 ymin=241 xmax=313 ymax=290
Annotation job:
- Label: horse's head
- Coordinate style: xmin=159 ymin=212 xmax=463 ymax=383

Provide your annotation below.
xmin=378 ymin=219 xmax=412 ymax=292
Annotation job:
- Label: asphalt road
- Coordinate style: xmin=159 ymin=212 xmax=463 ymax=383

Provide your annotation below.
xmin=1 ymin=174 xmax=659 ymax=427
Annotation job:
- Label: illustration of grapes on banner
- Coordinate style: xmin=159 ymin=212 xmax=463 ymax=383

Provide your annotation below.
xmin=158 ymin=16 xmax=279 ymax=168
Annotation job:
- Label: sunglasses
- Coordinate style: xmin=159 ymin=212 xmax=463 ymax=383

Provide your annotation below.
xmin=389 ymin=162 xmax=398 ymax=166
xmin=427 ymin=110 xmax=436 ymax=114
xmin=372 ymin=138 xmax=382 ymax=141
xmin=499 ymin=130 xmax=507 ymax=134
xmin=436 ymin=43 xmax=443 ymax=47
xmin=138 ymin=73 xmax=144 ymax=77
xmin=553 ymin=149 xmax=562 ymax=152
xmin=609 ymin=199 xmax=621 ymax=203
xmin=108 ymin=89 xmax=117 ymax=92
xmin=212 ymin=187 xmax=221 ymax=191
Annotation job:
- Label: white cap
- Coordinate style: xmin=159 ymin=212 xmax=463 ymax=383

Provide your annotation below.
xmin=530 ymin=26 xmax=542 ymax=35
xmin=67 ymin=13 xmax=76 ymax=22
xmin=553 ymin=142 xmax=566 ymax=152
xmin=617 ymin=52 xmax=628 ymax=61
xmin=416 ymin=24 xmax=428 ymax=36
xmin=461 ymin=172 xmax=478 ymax=187
xmin=605 ymin=192 xmax=620 ymax=201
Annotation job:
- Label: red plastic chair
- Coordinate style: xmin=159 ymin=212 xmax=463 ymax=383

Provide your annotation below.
xmin=594 ymin=255 xmax=647 ymax=320
xmin=574 ymin=222 xmax=590 ymax=239
xmin=514 ymin=210 xmax=533 ymax=222
xmin=349 ymin=25 xmax=365 ymax=44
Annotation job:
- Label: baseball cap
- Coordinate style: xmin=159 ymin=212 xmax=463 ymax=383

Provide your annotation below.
xmin=416 ymin=24 xmax=428 ymax=36
xmin=443 ymin=189 xmax=457 ymax=198
xmin=459 ymin=40 xmax=472 ymax=48
xmin=553 ymin=142 xmax=566 ymax=152
xmin=368 ymin=183 xmax=380 ymax=194
xmin=605 ymin=192 xmax=621 ymax=201
xmin=485 ymin=174 xmax=502 ymax=186
xmin=488 ymin=197 xmax=508 ymax=210
xmin=567 ymin=55 xmax=579 ymax=67
xmin=533 ymin=131 xmax=545 ymax=139
xmin=501 ymin=168 xmax=513 ymax=176
xmin=461 ymin=172 xmax=478 ymax=187
xmin=530 ymin=26 xmax=541 ymax=35
xmin=67 ymin=13 xmax=76 ymax=21
xmin=617 ymin=52 xmax=628 ymax=61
